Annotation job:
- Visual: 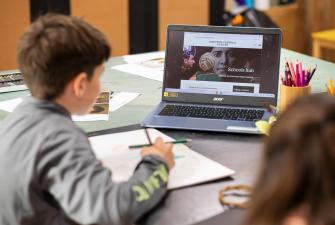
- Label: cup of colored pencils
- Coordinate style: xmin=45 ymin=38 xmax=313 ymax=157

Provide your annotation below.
xmin=279 ymin=60 xmax=316 ymax=112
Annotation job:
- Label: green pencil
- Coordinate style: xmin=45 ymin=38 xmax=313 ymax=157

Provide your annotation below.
xmin=129 ymin=139 xmax=191 ymax=149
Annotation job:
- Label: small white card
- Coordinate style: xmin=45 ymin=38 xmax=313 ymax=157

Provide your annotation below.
xmin=112 ymin=51 xmax=165 ymax=82
xmin=109 ymin=92 xmax=140 ymax=112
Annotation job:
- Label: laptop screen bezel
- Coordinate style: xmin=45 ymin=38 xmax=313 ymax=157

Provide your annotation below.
xmin=161 ymin=25 xmax=282 ymax=107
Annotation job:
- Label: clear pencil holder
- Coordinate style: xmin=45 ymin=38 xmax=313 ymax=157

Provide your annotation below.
xmin=279 ymin=84 xmax=311 ymax=112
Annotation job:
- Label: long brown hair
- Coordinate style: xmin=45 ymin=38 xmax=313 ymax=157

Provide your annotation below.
xmin=246 ymin=94 xmax=335 ymax=225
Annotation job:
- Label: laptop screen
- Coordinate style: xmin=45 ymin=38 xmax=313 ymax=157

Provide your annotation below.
xmin=162 ymin=26 xmax=281 ymax=107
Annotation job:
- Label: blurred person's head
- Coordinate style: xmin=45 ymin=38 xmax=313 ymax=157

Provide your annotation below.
xmin=246 ymin=94 xmax=335 ymax=225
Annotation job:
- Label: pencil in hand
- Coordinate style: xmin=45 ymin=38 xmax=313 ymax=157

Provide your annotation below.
xmin=144 ymin=128 xmax=152 ymax=145
xmin=129 ymin=139 xmax=192 ymax=149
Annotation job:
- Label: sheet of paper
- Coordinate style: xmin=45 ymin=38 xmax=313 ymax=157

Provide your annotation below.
xmin=0 ymin=97 xmax=23 ymax=112
xmin=73 ymin=91 xmax=110 ymax=122
xmin=112 ymin=51 xmax=165 ymax=82
xmin=123 ymin=51 xmax=165 ymax=64
xmin=109 ymin=92 xmax=140 ymax=112
xmin=112 ymin=64 xmax=163 ymax=82
xmin=0 ymin=91 xmax=139 ymax=121
xmin=89 ymin=129 xmax=235 ymax=190
xmin=0 ymin=96 xmax=110 ymax=121
xmin=72 ymin=114 xmax=109 ymax=122
xmin=72 ymin=91 xmax=139 ymax=121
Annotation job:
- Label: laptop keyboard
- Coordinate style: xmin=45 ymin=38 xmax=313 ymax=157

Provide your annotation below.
xmin=159 ymin=104 xmax=265 ymax=121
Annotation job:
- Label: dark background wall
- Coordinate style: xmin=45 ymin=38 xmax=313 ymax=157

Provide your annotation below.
xmin=30 ymin=0 xmax=70 ymax=22
xmin=129 ymin=0 xmax=158 ymax=54
xmin=30 ymin=0 xmax=225 ymax=54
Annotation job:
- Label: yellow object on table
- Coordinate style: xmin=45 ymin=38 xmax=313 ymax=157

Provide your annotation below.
xmin=326 ymin=79 xmax=335 ymax=96
xmin=312 ymin=29 xmax=335 ymax=59
xmin=255 ymin=116 xmax=277 ymax=136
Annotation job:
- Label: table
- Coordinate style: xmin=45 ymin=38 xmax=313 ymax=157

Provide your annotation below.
xmin=94 ymin=125 xmax=263 ymax=225
xmin=1 ymin=49 xmax=335 ymax=225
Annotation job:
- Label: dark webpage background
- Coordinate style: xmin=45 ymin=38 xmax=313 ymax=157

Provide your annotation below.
xmin=164 ymin=30 xmax=280 ymax=94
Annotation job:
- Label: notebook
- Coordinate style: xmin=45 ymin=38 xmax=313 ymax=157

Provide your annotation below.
xmin=142 ymin=25 xmax=282 ymax=134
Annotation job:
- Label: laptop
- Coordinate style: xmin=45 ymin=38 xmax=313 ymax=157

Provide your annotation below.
xmin=142 ymin=25 xmax=281 ymax=134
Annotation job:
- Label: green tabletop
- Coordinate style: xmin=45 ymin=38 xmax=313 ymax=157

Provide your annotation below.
xmin=0 ymin=49 xmax=334 ymax=133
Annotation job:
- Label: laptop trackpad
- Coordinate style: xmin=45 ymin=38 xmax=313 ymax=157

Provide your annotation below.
xmin=226 ymin=125 xmax=259 ymax=132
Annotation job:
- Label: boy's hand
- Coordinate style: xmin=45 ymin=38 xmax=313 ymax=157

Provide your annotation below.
xmin=141 ymin=137 xmax=175 ymax=169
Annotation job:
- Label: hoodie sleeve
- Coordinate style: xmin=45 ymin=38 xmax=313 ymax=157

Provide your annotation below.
xmin=36 ymin=128 xmax=169 ymax=225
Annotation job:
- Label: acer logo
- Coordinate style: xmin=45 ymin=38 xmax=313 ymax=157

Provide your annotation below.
xmin=213 ymin=97 xmax=224 ymax=101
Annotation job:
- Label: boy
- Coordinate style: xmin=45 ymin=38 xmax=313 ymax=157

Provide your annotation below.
xmin=0 ymin=14 xmax=174 ymax=225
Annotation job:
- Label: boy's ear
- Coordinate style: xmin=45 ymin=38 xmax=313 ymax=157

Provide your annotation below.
xmin=72 ymin=72 xmax=88 ymax=98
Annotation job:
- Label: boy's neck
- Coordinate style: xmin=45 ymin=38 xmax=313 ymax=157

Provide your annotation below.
xmin=54 ymin=97 xmax=76 ymax=115
xmin=53 ymin=87 xmax=87 ymax=115
xmin=52 ymin=76 xmax=86 ymax=115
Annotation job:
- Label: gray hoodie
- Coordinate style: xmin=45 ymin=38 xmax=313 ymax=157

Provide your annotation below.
xmin=0 ymin=97 xmax=169 ymax=225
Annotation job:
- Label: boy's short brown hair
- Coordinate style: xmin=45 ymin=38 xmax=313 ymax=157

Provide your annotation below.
xmin=17 ymin=14 xmax=110 ymax=100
